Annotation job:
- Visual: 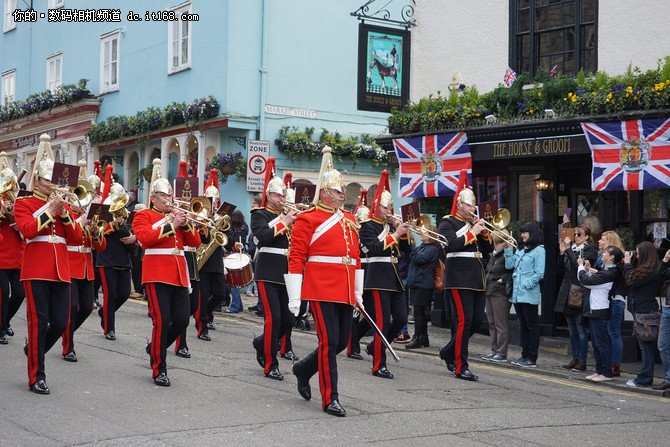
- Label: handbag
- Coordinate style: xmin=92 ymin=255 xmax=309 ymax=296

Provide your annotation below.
xmin=633 ymin=312 xmax=660 ymax=342
xmin=567 ymin=284 xmax=585 ymax=309
xmin=429 ymin=258 xmax=445 ymax=293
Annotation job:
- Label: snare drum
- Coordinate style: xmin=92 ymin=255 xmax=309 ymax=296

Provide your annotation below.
xmin=223 ymin=252 xmax=254 ymax=288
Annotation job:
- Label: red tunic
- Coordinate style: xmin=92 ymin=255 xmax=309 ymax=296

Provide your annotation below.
xmin=132 ymin=207 xmax=201 ymax=287
xmin=288 ymin=203 xmax=361 ymax=305
xmin=0 ymin=212 xmax=25 ymax=269
xmin=67 ymin=215 xmax=107 ymax=280
xmin=13 ymin=192 xmax=83 ymax=282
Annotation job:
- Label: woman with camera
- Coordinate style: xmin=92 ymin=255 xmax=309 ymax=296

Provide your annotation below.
xmin=623 ymin=241 xmax=662 ymax=388
xmin=555 ymin=225 xmax=598 ymax=371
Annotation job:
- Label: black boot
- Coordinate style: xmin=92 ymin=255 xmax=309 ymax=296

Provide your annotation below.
xmin=405 ymin=335 xmax=426 ymax=349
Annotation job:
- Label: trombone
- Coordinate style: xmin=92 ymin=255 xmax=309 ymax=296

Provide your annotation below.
xmin=468 ymin=208 xmax=518 ymax=249
xmin=390 ymin=213 xmax=448 ymax=246
xmin=153 ymin=194 xmax=219 ymax=231
xmin=282 ymin=201 xmax=311 ymax=214
xmin=47 ymin=185 xmax=82 ymax=208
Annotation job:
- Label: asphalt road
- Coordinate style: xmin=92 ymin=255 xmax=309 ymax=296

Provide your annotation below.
xmin=1 ymin=297 xmax=669 ymax=446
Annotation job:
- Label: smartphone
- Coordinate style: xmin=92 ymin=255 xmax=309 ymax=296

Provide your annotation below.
xmin=565 ymin=207 xmax=572 ymax=218
xmin=579 ymin=247 xmax=584 ymax=258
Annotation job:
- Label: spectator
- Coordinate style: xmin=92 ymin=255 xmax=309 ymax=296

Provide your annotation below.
xmin=582 ymin=215 xmax=602 ymax=244
xmin=578 ymin=246 xmax=624 ymax=383
xmin=505 ymin=222 xmax=545 ymax=368
xmin=555 ymin=225 xmax=598 ymax=372
xmin=653 ymin=249 xmax=670 ymax=391
xmin=482 ymin=229 xmax=513 ymax=362
xmin=405 ymin=227 xmax=439 ymax=349
xmin=225 ymin=210 xmax=249 ymax=313
xmin=596 ymin=230 xmax=627 ymax=376
xmin=624 ymin=241 xmax=662 ymax=388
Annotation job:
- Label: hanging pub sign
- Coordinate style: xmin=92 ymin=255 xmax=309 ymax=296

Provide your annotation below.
xmin=357 ymin=23 xmax=410 ymax=113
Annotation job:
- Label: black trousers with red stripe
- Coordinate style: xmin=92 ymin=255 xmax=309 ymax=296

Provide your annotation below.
xmin=253 ymin=281 xmax=295 ymax=374
xmin=0 ymin=268 xmax=25 ymax=336
xmin=364 ymin=289 xmax=407 ymax=372
xmin=24 ymin=279 xmax=70 ymax=386
xmin=439 ymin=288 xmax=485 ymax=374
xmin=98 ymin=267 xmax=131 ymax=335
xmin=293 ymin=301 xmax=353 ymax=408
xmin=175 ymin=280 xmax=200 ymax=351
xmin=146 ymin=282 xmax=190 ymax=378
xmin=202 ymin=271 xmax=228 ymax=323
xmin=61 ymin=278 xmax=94 ymax=355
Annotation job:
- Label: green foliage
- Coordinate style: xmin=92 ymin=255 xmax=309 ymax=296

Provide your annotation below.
xmin=387 ymin=58 xmax=670 ymax=134
xmin=614 ymin=226 xmax=636 ymax=251
xmin=277 ymin=126 xmax=387 ymax=169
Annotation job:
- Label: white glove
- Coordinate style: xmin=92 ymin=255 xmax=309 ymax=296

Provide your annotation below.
xmin=355 ymin=269 xmax=364 ymax=311
xmin=284 ymin=273 xmax=303 ymax=316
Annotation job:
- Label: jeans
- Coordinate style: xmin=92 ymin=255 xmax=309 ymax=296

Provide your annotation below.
xmin=635 ymin=339 xmax=656 ymax=386
xmin=590 ymin=318 xmax=612 ymax=377
xmin=608 ymin=300 xmax=625 ymax=364
xmin=657 ymin=305 xmax=670 ymax=384
xmin=565 ymin=313 xmax=588 ymax=362
xmin=228 ymin=288 xmax=243 ymax=313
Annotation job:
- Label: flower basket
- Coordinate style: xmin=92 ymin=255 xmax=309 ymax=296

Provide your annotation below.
xmin=219 ymin=164 xmax=236 ymax=175
xmin=208 ymin=106 xmax=220 ymax=118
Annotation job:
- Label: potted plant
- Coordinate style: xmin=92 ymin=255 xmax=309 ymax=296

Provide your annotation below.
xmin=209 ymin=152 xmax=246 ymax=182
xmin=134 ymin=166 xmax=153 ymax=189
xmin=184 ymin=96 xmax=220 ymax=134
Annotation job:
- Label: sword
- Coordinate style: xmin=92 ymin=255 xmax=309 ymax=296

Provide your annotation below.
xmin=356 ymin=304 xmax=400 ymax=363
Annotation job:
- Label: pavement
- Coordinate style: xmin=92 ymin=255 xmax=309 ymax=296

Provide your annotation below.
xmin=233 ymin=292 xmax=669 ymax=396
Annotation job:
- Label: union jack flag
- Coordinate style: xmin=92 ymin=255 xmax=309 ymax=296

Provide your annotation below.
xmin=582 ymin=118 xmax=670 ymax=191
xmin=550 ymin=65 xmax=558 ymax=79
xmin=393 ymin=133 xmax=472 ymax=198
xmin=503 ymin=67 xmax=517 ymax=87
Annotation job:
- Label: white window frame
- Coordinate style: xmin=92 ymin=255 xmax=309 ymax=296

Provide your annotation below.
xmin=167 ymin=2 xmax=192 ymax=74
xmin=48 ymin=0 xmax=64 ymax=9
xmin=2 ymin=69 xmax=16 ymax=106
xmin=4 ymin=0 xmax=17 ymax=32
xmin=46 ymin=52 xmax=62 ymax=92
xmin=100 ymin=30 xmax=120 ymax=94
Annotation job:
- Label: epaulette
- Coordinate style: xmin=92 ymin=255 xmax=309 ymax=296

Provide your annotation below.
xmin=301 ymin=206 xmax=317 ymax=214
xmin=250 ymin=206 xmax=264 ymax=212
xmin=441 ymin=214 xmax=453 ymax=220
xmin=369 ymin=216 xmax=384 ymax=224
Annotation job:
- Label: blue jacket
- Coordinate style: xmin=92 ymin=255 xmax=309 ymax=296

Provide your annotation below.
xmin=406 ymin=243 xmax=439 ymax=289
xmin=504 ymin=245 xmax=545 ymax=304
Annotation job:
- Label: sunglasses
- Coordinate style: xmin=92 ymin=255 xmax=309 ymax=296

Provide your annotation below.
xmin=575 ymin=233 xmax=583 ymax=237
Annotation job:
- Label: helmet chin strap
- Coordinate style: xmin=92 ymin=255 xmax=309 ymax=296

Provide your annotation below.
xmin=324 ymin=188 xmax=345 ymax=207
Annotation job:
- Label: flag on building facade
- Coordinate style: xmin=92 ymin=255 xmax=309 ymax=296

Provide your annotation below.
xmin=582 ymin=118 xmax=670 ymax=191
xmin=503 ymin=67 xmax=517 ymax=87
xmin=393 ymin=133 xmax=472 ymax=198
xmin=550 ymin=65 xmax=558 ymax=79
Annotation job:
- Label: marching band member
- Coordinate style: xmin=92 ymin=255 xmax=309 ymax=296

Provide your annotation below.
xmin=133 ymin=159 xmax=201 ymax=386
xmin=96 ymin=167 xmax=136 ymax=341
xmin=61 ymin=161 xmax=106 ymax=361
xmin=0 ymin=154 xmax=25 ymax=345
xmin=174 ymin=161 xmax=204 ymax=356
xmin=251 ymin=158 xmax=296 ymax=380
xmin=358 ymin=171 xmax=411 ymax=379
xmin=289 ymin=147 xmax=362 ymax=417
xmin=346 ymin=188 xmax=370 ymax=360
xmin=201 ymin=169 xmax=230 ymax=336
xmin=437 ymin=171 xmax=492 ymax=381
xmin=278 ymin=172 xmax=298 ymax=361
xmin=14 ymin=135 xmax=83 ymax=394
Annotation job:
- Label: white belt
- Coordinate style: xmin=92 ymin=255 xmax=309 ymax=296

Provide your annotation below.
xmin=360 ymin=258 xmax=368 ymax=264
xmin=447 ymin=252 xmax=482 ymax=259
xmin=144 ymin=248 xmax=185 ymax=256
xmin=27 ymin=235 xmax=67 ymax=245
xmin=308 ymin=255 xmax=357 ymax=266
xmin=366 ymin=256 xmax=398 ymax=264
xmin=184 ymin=246 xmax=198 ymax=253
xmin=67 ymin=245 xmax=91 ymax=254
xmin=258 ymin=246 xmax=289 ymax=256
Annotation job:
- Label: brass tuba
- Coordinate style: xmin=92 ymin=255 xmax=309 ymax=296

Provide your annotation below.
xmin=0 ymin=167 xmax=18 ymax=212
xmin=196 ymin=213 xmax=231 ymax=270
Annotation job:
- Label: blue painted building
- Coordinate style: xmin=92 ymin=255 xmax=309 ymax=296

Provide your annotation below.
xmin=1 ymin=0 xmax=398 ymax=220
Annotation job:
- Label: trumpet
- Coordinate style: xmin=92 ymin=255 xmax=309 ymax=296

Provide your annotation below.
xmin=467 ymin=208 xmax=518 ymax=249
xmin=390 ymin=213 xmax=448 ymax=246
xmin=47 ymin=185 xmax=82 ymax=208
xmin=282 ymin=201 xmax=311 ymax=214
xmin=153 ymin=194 xmax=218 ymax=231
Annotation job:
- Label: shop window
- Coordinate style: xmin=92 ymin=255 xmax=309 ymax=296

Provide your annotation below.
xmin=474 ymin=175 xmax=508 ymax=213
xmin=510 ymin=0 xmax=596 ymax=78
xmin=518 ymin=174 xmax=543 ymax=222
xmin=643 ymin=189 xmax=670 ymax=220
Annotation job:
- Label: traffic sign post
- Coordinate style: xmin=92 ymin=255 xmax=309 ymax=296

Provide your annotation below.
xmin=246 ymin=140 xmax=270 ymax=192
